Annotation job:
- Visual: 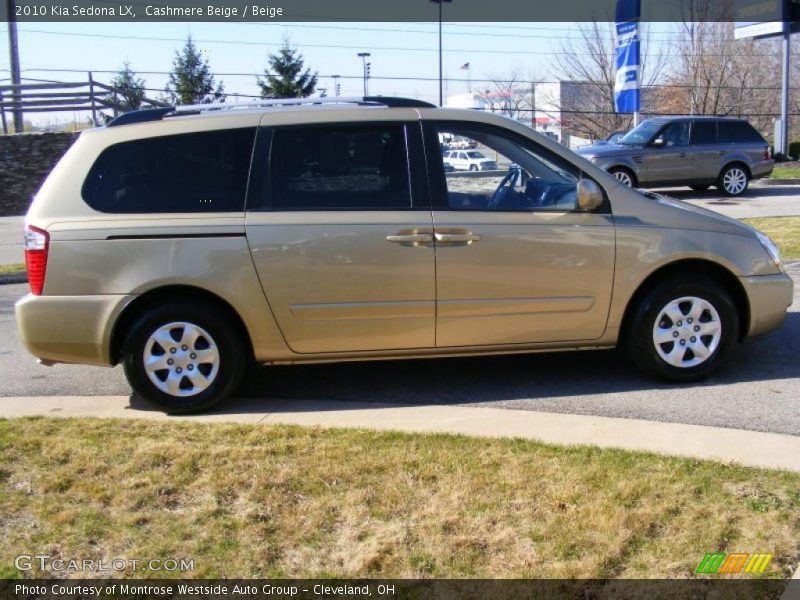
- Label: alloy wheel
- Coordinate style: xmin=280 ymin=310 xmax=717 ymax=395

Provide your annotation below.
xmin=612 ymin=170 xmax=634 ymax=187
xmin=722 ymin=168 xmax=747 ymax=195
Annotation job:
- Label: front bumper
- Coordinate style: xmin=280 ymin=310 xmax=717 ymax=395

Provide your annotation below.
xmin=740 ymin=272 xmax=794 ymax=338
xmin=15 ymin=293 xmax=134 ymax=367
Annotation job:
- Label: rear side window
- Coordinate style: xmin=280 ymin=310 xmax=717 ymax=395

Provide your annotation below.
xmin=270 ymin=124 xmax=411 ymax=210
xmin=691 ymin=121 xmax=717 ymax=145
xmin=82 ymin=128 xmax=256 ymax=213
xmin=718 ymin=121 xmax=765 ymax=144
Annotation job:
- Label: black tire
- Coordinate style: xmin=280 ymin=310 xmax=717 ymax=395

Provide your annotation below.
xmin=469 ymin=164 xmax=479 ymax=172
xmin=122 ymin=300 xmax=246 ymax=414
xmin=718 ymin=164 xmax=750 ymax=197
xmin=690 ymin=184 xmax=710 ymax=191
xmin=608 ymin=167 xmax=637 ymax=188
xmin=625 ymin=276 xmax=739 ymax=382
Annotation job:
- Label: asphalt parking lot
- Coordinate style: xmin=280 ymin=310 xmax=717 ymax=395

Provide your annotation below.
xmin=2 ymin=262 xmax=798 ymax=435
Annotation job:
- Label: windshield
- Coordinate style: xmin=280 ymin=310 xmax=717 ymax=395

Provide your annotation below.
xmin=619 ymin=121 xmax=663 ymax=145
xmin=467 ymin=151 xmax=486 ymax=159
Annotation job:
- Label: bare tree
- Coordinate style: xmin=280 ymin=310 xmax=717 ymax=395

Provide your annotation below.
xmin=549 ymin=21 xmax=666 ymax=141
xmin=662 ymin=18 xmax=781 ymax=136
xmin=480 ymin=66 xmax=538 ymax=123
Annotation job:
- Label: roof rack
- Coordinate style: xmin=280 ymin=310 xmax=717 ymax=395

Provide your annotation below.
xmin=107 ymin=96 xmax=436 ymax=127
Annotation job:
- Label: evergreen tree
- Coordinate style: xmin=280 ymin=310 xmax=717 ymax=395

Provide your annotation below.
xmin=258 ymin=41 xmax=317 ymax=98
xmin=111 ymin=62 xmax=146 ymax=112
xmin=167 ymin=36 xmax=225 ymax=105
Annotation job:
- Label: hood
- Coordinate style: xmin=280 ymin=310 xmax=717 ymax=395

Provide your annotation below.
xmin=637 ymin=191 xmax=758 ymax=238
xmin=576 ymin=143 xmax=642 ymax=158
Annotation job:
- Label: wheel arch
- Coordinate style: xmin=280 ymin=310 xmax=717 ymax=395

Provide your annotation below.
xmin=620 ymin=259 xmax=750 ymax=343
xmin=109 ymin=284 xmax=255 ymax=366
xmin=720 ymin=160 xmax=752 ymax=179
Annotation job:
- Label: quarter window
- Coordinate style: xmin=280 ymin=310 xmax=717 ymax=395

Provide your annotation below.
xmin=718 ymin=121 xmax=765 ymax=144
xmin=82 ymin=128 xmax=256 ymax=213
xmin=270 ymin=124 xmax=411 ymax=210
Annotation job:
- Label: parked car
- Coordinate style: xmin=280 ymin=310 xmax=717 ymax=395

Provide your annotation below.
xmin=16 ymin=98 xmax=792 ymax=413
xmin=444 ymin=149 xmax=498 ymax=171
xmin=575 ymin=117 xmax=773 ymax=196
xmin=591 ymin=130 xmax=627 ymax=147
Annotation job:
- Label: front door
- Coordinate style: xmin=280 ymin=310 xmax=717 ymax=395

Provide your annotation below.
xmin=644 ymin=120 xmax=693 ymax=185
xmin=424 ymin=122 xmax=616 ymax=348
xmin=246 ymin=121 xmax=436 ymax=354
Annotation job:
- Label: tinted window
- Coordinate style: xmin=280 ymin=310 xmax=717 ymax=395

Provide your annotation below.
xmin=657 ymin=121 xmax=690 ymax=147
xmin=270 ymin=124 xmax=411 ymax=210
xmin=82 ymin=128 xmax=256 ymax=213
xmin=434 ymin=125 xmax=580 ymax=212
xmin=718 ymin=121 xmax=765 ymax=144
xmin=691 ymin=121 xmax=717 ymax=145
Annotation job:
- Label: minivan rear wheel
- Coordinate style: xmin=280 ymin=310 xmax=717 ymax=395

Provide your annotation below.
xmin=122 ymin=301 xmax=245 ymax=414
xmin=625 ymin=276 xmax=738 ymax=382
xmin=718 ymin=164 xmax=750 ymax=197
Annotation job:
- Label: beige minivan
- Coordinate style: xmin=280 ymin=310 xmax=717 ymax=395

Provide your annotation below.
xmin=16 ymin=97 xmax=793 ymax=413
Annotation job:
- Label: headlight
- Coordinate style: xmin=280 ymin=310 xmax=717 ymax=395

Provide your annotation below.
xmin=756 ymin=231 xmax=783 ymax=270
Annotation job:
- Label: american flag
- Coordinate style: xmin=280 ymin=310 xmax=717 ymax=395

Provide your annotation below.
xmin=459 ymin=62 xmax=470 ymax=70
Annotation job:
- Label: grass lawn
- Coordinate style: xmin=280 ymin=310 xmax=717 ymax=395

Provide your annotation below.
xmin=742 ymin=217 xmax=800 ymax=260
xmin=1 ymin=418 xmax=798 ymax=580
xmin=0 ymin=263 xmax=25 ymax=275
xmin=771 ymin=164 xmax=800 ymax=179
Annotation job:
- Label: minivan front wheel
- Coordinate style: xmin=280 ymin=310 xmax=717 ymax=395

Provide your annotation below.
xmin=122 ymin=301 xmax=245 ymax=414
xmin=625 ymin=277 xmax=738 ymax=382
xmin=719 ymin=165 xmax=749 ymax=197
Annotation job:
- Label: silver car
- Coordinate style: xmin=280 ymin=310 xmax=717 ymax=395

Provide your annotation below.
xmin=576 ymin=117 xmax=774 ymax=196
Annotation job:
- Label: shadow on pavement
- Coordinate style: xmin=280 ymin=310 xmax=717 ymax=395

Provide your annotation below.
xmin=124 ymin=312 xmax=800 ymax=416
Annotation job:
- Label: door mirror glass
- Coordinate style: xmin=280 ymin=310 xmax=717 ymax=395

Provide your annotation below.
xmin=577 ymin=179 xmax=604 ymax=211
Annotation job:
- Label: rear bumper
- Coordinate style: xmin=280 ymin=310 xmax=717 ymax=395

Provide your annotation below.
xmin=15 ymin=293 xmax=133 ymax=367
xmin=740 ymin=273 xmax=794 ymax=338
xmin=751 ymin=159 xmax=774 ymax=179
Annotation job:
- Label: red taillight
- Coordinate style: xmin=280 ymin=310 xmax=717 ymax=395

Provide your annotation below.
xmin=764 ymin=146 xmax=771 ymax=160
xmin=23 ymin=224 xmax=49 ymax=295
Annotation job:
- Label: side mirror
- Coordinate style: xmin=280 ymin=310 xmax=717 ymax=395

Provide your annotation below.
xmin=577 ymin=179 xmax=604 ymax=211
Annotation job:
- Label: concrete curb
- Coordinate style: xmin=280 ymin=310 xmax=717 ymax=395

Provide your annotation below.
xmin=759 ymin=179 xmax=800 ymax=186
xmin=1 ymin=395 xmax=799 ymax=473
xmin=0 ymin=272 xmax=26 ymax=285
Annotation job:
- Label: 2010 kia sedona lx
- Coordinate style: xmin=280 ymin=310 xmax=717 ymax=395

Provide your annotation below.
xmin=16 ymin=97 xmax=793 ymax=413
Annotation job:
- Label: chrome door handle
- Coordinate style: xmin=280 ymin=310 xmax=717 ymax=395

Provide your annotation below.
xmin=434 ymin=232 xmax=482 ymax=245
xmin=386 ymin=233 xmax=434 ymax=245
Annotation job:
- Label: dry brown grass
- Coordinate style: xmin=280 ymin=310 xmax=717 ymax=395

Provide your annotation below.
xmin=0 ymin=418 xmax=798 ymax=579
xmin=742 ymin=217 xmax=800 ymax=260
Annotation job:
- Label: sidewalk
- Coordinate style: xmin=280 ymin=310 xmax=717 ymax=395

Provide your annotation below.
xmin=2 ymin=395 xmax=799 ymax=472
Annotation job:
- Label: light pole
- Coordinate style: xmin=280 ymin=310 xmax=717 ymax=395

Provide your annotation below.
xmin=430 ymin=0 xmax=452 ymax=107
xmin=357 ymin=52 xmax=371 ymax=97
xmin=6 ymin=0 xmax=23 ymax=132
xmin=332 ymin=75 xmax=341 ymax=97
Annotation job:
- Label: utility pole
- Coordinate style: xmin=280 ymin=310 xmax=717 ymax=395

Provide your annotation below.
xmin=332 ymin=75 xmax=341 ymax=97
xmin=357 ymin=52 xmax=371 ymax=97
xmin=430 ymin=0 xmax=452 ymax=107
xmin=6 ymin=0 xmax=23 ymax=132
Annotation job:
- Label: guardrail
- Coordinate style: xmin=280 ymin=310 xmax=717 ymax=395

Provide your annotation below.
xmin=0 ymin=73 xmax=169 ymax=134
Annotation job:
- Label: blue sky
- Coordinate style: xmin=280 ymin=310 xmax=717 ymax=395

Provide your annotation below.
xmin=0 ymin=21 xmax=675 ymax=122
